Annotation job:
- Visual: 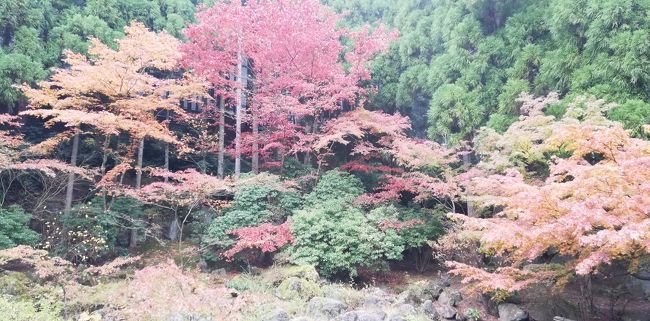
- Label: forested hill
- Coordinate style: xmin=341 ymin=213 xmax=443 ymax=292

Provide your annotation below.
xmin=327 ymin=0 xmax=650 ymax=142
xmin=0 ymin=2 xmax=649 ymax=321
xmin=2 ymin=0 xmax=649 ymax=141
xmin=0 ymin=0 xmax=202 ymax=114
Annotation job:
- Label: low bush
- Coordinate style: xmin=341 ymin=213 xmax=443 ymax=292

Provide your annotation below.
xmin=0 ymin=205 xmax=39 ymax=249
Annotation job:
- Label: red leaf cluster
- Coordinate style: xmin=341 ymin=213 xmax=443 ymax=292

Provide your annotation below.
xmin=222 ymin=222 xmax=293 ymax=260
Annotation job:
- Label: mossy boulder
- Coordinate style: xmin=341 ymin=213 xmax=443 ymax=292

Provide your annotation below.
xmin=263 ymin=265 xmax=319 ymax=285
xmin=0 ymin=272 xmax=34 ymax=297
xmin=276 ymin=277 xmax=322 ymax=301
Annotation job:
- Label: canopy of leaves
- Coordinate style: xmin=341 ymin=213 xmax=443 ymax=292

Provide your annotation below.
xmin=0 ymin=0 xmax=199 ymax=113
xmin=449 ymin=95 xmax=650 ymax=293
xmin=330 ymin=0 xmax=650 ymax=142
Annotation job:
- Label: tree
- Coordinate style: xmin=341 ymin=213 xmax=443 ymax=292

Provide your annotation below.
xmin=448 ymin=95 xmax=650 ymax=307
xmin=19 ymin=22 xmax=206 ymax=250
xmin=290 ymin=170 xmax=404 ymax=277
xmin=0 ymin=114 xmax=92 ymax=212
xmin=315 ymin=108 xmax=459 ymax=209
xmin=182 ymin=0 xmax=395 ymax=174
xmin=121 ymin=168 xmax=232 ymax=264
xmin=19 ymin=22 xmax=186 ymax=213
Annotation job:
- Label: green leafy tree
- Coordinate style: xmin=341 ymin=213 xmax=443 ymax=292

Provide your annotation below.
xmin=0 ymin=205 xmax=39 ymax=249
xmin=0 ymin=0 xmax=198 ymax=113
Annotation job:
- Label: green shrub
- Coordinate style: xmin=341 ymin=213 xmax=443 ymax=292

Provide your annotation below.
xmin=260 ymin=265 xmax=319 ymax=285
xmin=203 ymin=185 xmax=274 ymax=250
xmin=304 ymin=170 xmax=364 ymax=206
xmin=486 ymin=114 xmax=517 ymax=133
xmin=0 ymin=205 xmax=39 ymax=249
xmin=275 ymin=277 xmax=322 ymax=301
xmin=290 ymin=200 xmax=403 ymax=278
xmin=368 ymin=205 xmax=444 ymax=250
xmin=0 ymin=295 xmax=63 ymax=321
xmin=466 ymin=307 xmax=481 ymax=321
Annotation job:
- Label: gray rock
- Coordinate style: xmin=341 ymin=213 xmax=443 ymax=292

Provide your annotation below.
xmin=437 ymin=305 xmax=457 ymax=320
xmin=290 ymin=318 xmax=312 ymax=321
xmin=263 ymin=309 xmax=290 ymax=321
xmin=424 ymin=282 xmax=444 ymax=300
xmin=421 ymin=300 xmax=439 ymax=319
xmin=212 ymin=268 xmax=227 ymax=276
xmin=337 ymin=310 xmax=386 ymax=321
xmin=362 ymin=295 xmax=386 ymax=309
xmin=395 ymin=303 xmax=417 ymax=316
xmin=498 ymin=303 xmax=528 ymax=321
xmin=307 ymin=297 xmax=348 ymax=318
xmin=197 ymin=259 xmax=209 ymax=272
xmin=421 ymin=300 xmax=434 ymax=313
xmin=438 ymin=289 xmax=462 ymax=307
xmin=387 ymin=303 xmax=417 ymax=321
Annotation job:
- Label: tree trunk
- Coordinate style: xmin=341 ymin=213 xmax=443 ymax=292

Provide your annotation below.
xmin=164 ymin=110 xmax=170 ymax=183
xmin=130 ymin=138 xmax=144 ymax=250
xmin=64 ymin=130 xmax=80 ymax=214
xmin=462 ymin=153 xmax=476 ymax=216
xmin=234 ymin=48 xmax=243 ymax=178
xmin=217 ymin=95 xmax=225 ymax=178
xmin=136 ymin=138 xmax=144 ymax=189
xmin=100 ymin=135 xmax=111 ymax=211
xmin=168 ymin=215 xmax=181 ymax=241
xmin=164 ymin=143 xmax=169 ymax=182
xmin=252 ymin=113 xmax=259 ymax=174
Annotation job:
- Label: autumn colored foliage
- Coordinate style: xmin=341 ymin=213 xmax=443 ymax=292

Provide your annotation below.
xmin=183 ymin=0 xmax=396 ymax=167
xmin=222 ymin=221 xmax=293 ymax=260
xmin=1 ymin=2 xmax=649 ymax=320
xmin=448 ymin=95 xmax=650 ymax=293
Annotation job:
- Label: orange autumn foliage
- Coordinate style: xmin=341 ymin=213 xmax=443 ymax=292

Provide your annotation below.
xmin=449 ymin=95 xmax=650 ymax=293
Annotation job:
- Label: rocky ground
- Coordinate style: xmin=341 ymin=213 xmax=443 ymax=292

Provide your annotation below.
xmin=248 ymin=265 xmax=525 ymax=321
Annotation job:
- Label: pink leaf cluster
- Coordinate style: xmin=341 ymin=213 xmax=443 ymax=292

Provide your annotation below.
xmin=183 ymin=1 xmax=395 ymax=166
xmin=123 ymin=169 xmax=233 ymax=207
xmin=84 ymin=256 xmax=141 ymax=276
xmin=358 ymin=172 xmax=459 ymax=205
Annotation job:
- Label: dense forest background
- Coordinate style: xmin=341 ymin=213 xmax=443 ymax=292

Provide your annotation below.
xmin=3 ymin=0 xmax=649 ymax=140
xmin=0 ymin=1 xmax=648 ymax=321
